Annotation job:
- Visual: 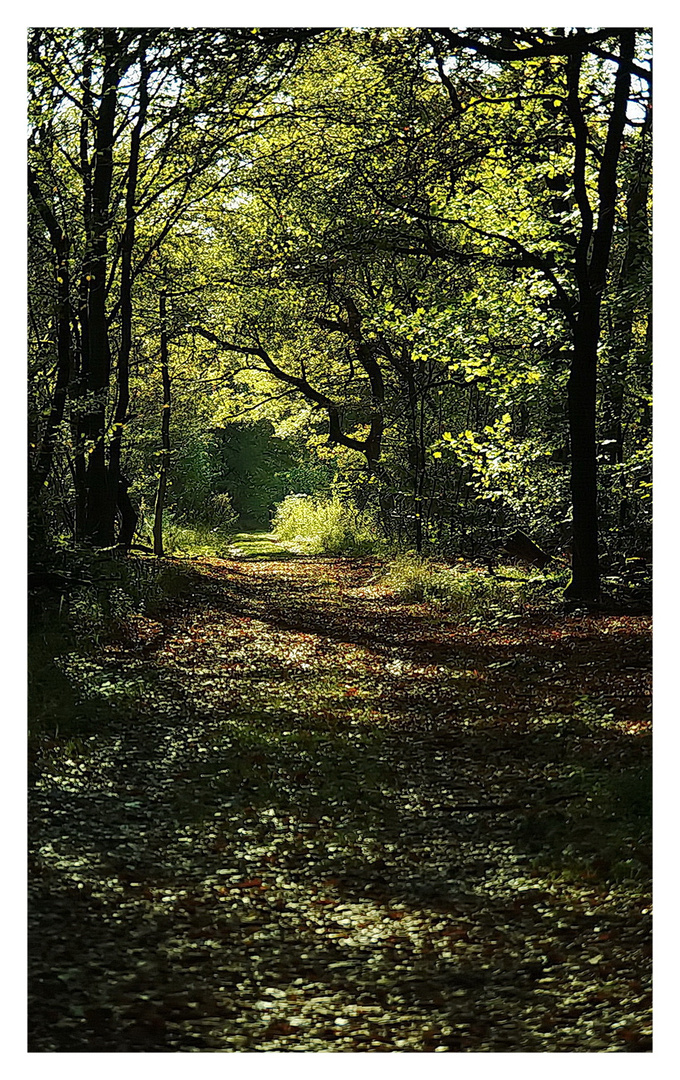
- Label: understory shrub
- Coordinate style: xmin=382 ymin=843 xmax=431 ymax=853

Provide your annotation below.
xmin=272 ymin=494 xmax=381 ymax=555
xmin=136 ymin=495 xmax=238 ymax=558
xmin=28 ymin=549 xmax=194 ymax=748
xmin=379 ymin=556 xmax=516 ymax=612
xmin=377 ymin=556 xmax=568 ymax=618
xmin=160 ymin=518 xmax=235 ymax=558
xmin=30 ymin=548 xmax=193 ymax=638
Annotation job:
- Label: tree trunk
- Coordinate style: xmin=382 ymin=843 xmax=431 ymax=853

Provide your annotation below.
xmin=116 ymin=476 xmax=138 ymax=551
xmin=564 ymin=318 xmax=601 ymax=600
xmin=81 ymin=34 xmax=121 ymax=546
xmin=605 ymin=102 xmax=652 ymax=472
xmin=109 ymin=45 xmax=150 ymax=533
xmin=153 ymin=291 xmax=171 ymax=557
xmin=562 ymin=29 xmax=635 ymax=602
xmin=27 ymin=168 xmax=74 ymax=494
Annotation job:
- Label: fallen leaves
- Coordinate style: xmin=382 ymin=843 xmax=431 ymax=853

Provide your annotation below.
xmin=28 ymin=551 xmax=652 ymax=1052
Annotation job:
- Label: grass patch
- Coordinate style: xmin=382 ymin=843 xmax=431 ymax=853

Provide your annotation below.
xmin=227 ymin=531 xmax=304 ymax=560
xmin=379 ymin=555 xmax=568 ymax=621
xmin=379 ymin=556 xmax=514 ymax=612
xmin=272 ymin=494 xmax=381 ymax=556
xmin=157 ymin=519 xmax=236 ymax=559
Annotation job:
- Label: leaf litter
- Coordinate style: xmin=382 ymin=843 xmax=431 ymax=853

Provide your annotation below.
xmin=28 ymin=553 xmax=652 ymax=1052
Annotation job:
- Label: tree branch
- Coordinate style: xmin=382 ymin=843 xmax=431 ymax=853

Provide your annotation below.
xmin=188 ymin=327 xmax=377 ymax=459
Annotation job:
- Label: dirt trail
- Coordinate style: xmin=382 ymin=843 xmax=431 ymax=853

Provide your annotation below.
xmin=28 ymin=545 xmax=652 ymax=1052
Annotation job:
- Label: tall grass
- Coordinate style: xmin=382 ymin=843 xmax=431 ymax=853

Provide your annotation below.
xmin=378 ymin=555 xmax=567 ymax=619
xmin=272 ymin=494 xmax=381 ymax=556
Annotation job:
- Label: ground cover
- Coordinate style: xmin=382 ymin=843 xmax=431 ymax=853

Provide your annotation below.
xmin=28 ymin=538 xmax=652 ymax=1052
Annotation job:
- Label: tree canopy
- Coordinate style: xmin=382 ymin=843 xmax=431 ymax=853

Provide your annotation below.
xmin=28 ymin=26 xmax=652 ymax=602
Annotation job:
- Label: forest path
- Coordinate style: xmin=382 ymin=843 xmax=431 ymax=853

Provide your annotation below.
xmin=225 ymin=530 xmax=303 ymax=561
xmin=29 ymin=549 xmax=652 ymax=1052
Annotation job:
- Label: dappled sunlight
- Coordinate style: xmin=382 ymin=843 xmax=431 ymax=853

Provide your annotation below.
xmin=29 ymin=20 xmax=652 ymax=1054
xmin=29 ymin=550 xmax=651 ymax=1051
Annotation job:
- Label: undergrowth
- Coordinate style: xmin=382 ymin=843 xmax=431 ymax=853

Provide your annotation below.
xmin=273 ymin=494 xmax=381 ymax=556
xmin=379 ymin=555 xmax=569 ymax=620
xmin=160 ymin=519 xmax=236 ymax=558
xmin=28 ymin=546 xmax=193 ymax=751
xmin=137 ymin=499 xmax=238 ymax=558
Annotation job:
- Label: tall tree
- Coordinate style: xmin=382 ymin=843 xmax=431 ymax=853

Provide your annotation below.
xmin=419 ymin=27 xmax=650 ymax=599
xmin=28 ymin=27 xmax=316 ymax=548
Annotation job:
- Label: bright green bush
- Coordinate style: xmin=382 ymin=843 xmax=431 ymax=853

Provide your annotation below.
xmin=272 ymin=494 xmax=380 ymax=556
xmin=380 ymin=556 xmax=569 ymax=618
xmin=380 ymin=556 xmax=509 ymax=607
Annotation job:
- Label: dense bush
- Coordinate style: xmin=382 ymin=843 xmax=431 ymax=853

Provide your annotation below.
xmin=379 ymin=555 xmax=569 ymax=619
xmin=272 ymin=494 xmax=381 ymax=556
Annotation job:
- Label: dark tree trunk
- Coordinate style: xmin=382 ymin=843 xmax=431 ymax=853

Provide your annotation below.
xmin=562 ymin=29 xmax=635 ymax=602
xmin=116 ymin=476 xmax=138 ymax=551
xmin=565 ymin=317 xmax=600 ymax=599
xmin=27 ymin=168 xmax=74 ymax=494
xmin=153 ymin=291 xmax=171 ymax=557
xmin=81 ymin=33 xmax=121 ymax=546
xmin=109 ymin=45 xmax=150 ymax=533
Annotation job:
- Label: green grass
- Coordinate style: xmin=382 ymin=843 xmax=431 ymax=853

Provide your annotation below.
xmin=158 ymin=519 xmax=235 ymax=558
xmin=379 ymin=556 xmax=514 ymax=611
xmin=378 ymin=555 xmax=569 ymax=620
xmin=226 ymin=531 xmax=304 ymax=561
xmin=272 ymin=494 xmax=381 ymax=556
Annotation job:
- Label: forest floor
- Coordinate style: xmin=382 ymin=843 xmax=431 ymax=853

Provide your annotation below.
xmin=28 ymin=534 xmax=652 ymax=1052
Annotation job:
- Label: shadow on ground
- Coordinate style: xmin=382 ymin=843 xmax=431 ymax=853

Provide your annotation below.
xmin=28 ymin=549 xmax=652 ymax=1052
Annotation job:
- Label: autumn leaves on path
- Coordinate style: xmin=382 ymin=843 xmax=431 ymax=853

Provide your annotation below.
xmin=28 ymin=550 xmax=652 ymax=1052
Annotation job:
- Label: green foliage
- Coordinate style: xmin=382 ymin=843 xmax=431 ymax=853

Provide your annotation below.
xmin=28 ymin=27 xmax=652 ymax=595
xmin=379 ymin=556 xmax=569 ymax=621
xmin=380 ymin=556 xmax=515 ymax=610
xmin=209 ymin=422 xmax=333 ymax=527
xmin=168 ymin=434 xmax=223 ymax=524
xmin=32 ymin=547 xmax=191 ymax=625
xmin=273 ymin=494 xmax=381 ymax=555
xmin=159 ymin=516 xmax=237 ymax=558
